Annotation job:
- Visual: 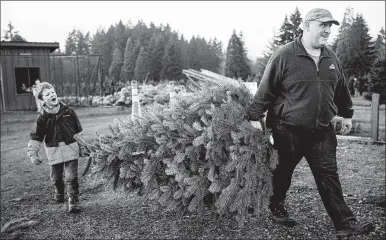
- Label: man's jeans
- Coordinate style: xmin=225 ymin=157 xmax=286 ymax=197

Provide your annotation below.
xmin=50 ymin=159 xmax=79 ymax=200
xmin=270 ymin=119 xmax=356 ymax=230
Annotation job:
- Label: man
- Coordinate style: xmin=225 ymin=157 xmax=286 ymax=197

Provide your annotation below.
xmin=353 ymin=77 xmax=360 ymax=97
xmin=248 ymin=8 xmax=374 ymax=237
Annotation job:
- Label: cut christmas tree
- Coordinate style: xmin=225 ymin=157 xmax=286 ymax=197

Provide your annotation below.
xmin=82 ymin=69 xmax=278 ymax=227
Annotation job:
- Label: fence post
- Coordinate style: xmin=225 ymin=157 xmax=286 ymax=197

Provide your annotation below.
xmin=371 ymin=93 xmax=380 ymax=141
xmin=168 ymin=81 xmax=176 ymax=104
xmin=131 ymin=80 xmax=141 ymax=121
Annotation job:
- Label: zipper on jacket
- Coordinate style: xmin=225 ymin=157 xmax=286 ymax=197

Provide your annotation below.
xmin=315 ymin=58 xmax=320 ymax=128
xmin=314 ymin=56 xmax=327 ymax=128
xmin=307 ymin=55 xmax=321 ymax=128
xmin=302 ymin=53 xmax=328 ymax=128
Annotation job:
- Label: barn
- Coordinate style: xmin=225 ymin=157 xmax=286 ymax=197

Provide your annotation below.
xmin=0 ymin=41 xmax=59 ymax=111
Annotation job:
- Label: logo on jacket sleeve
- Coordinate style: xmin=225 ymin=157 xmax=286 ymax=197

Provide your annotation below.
xmin=329 ymin=64 xmax=336 ymax=70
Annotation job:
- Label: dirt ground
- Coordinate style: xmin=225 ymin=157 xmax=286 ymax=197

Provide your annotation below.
xmin=1 ymin=102 xmax=385 ymax=239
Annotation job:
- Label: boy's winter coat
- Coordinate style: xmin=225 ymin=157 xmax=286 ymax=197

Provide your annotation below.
xmin=27 ymin=102 xmax=82 ymax=165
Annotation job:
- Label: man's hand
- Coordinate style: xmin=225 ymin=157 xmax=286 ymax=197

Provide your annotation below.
xmin=30 ymin=156 xmax=42 ymax=165
xmin=250 ymin=121 xmax=263 ymax=131
xmin=340 ymin=118 xmax=352 ymax=135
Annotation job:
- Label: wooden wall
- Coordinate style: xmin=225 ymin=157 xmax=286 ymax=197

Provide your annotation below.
xmin=0 ymin=47 xmax=51 ymax=111
xmin=0 ymin=59 xmax=3 ymax=112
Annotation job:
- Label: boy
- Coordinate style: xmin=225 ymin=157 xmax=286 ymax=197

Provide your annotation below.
xmin=27 ymin=82 xmax=83 ymax=213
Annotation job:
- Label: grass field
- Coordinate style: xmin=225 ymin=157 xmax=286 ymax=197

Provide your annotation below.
xmin=1 ymin=97 xmax=385 ymax=239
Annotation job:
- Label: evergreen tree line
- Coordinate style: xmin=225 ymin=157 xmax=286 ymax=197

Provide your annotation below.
xmin=4 ymin=9 xmax=382 ymax=101
xmin=0 ymin=20 xmax=256 ymax=95
xmin=64 ymin=21 xmax=225 ymax=85
xmin=332 ymin=7 xmax=385 ymax=102
xmin=254 ymin=7 xmax=385 ymax=102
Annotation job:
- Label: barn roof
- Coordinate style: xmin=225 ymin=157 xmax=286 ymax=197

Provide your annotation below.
xmin=0 ymin=41 xmax=60 ymax=53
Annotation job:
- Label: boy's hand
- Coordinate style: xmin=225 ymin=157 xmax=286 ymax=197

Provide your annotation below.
xmin=31 ymin=156 xmax=42 ymax=165
xmin=79 ymin=144 xmax=90 ymax=157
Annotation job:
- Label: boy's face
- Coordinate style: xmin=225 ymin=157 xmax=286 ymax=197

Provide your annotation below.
xmin=41 ymin=87 xmax=58 ymax=107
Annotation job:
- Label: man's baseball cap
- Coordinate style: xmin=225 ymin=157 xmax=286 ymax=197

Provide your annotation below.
xmin=304 ymin=8 xmax=340 ymax=25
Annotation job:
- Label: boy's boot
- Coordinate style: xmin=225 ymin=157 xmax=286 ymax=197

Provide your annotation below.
xmin=65 ymin=160 xmax=80 ymax=213
xmin=55 ymin=194 xmax=65 ymax=203
xmin=54 ymin=180 xmax=65 ymax=203
xmin=68 ymin=195 xmax=80 ymax=213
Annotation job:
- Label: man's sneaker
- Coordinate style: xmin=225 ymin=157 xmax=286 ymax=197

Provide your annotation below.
xmin=335 ymin=220 xmax=374 ymax=237
xmin=269 ymin=203 xmax=297 ymax=227
xmin=68 ymin=197 xmax=80 ymax=213
xmin=55 ymin=194 xmax=65 ymax=203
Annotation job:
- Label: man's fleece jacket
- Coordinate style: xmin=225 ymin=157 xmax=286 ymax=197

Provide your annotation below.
xmin=248 ymin=35 xmax=354 ymax=129
xmin=27 ymin=102 xmax=82 ymax=165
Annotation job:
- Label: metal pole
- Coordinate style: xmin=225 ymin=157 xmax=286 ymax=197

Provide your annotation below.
xmin=95 ymin=57 xmax=100 ymax=98
xmin=90 ymin=56 xmax=100 ymax=106
xmin=87 ymin=55 xmax=99 ymax=105
xmin=100 ymin=60 xmax=103 ymax=106
xmin=73 ymin=57 xmax=77 ymax=103
xmin=371 ymin=93 xmax=380 ymax=142
xmin=52 ymin=56 xmax=56 ymax=94
xmin=86 ymin=56 xmax=90 ymax=103
xmin=0 ymin=59 xmax=6 ymax=111
xmin=47 ymin=53 xmax=51 ymax=84
xmin=76 ymin=54 xmax=81 ymax=107
xmin=26 ymin=56 xmax=32 ymax=111
xmin=60 ymin=58 xmax=64 ymax=98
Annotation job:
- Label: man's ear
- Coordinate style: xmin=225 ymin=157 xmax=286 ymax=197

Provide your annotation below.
xmin=304 ymin=21 xmax=310 ymax=31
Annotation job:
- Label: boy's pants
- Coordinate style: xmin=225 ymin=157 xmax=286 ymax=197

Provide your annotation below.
xmin=270 ymin=119 xmax=356 ymax=230
xmin=50 ymin=159 xmax=79 ymax=200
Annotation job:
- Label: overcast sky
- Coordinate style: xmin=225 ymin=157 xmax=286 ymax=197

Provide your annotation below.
xmin=1 ymin=1 xmax=385 ymax=59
